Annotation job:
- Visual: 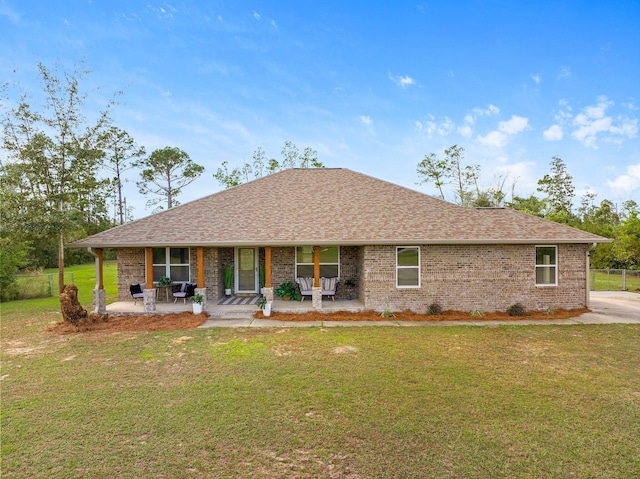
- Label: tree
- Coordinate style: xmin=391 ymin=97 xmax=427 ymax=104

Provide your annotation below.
xmin=537 ymin=156 xmax=575 ymax=222
xmin=136 ymin=146 xmax=204 ymax=210
xmin=213 ymin=141 xmax=324 ymax=189
xmin=100 ymin=127 xmax=145 ymax=224
xmin=416 ymin=152 xmax=450 ymax=200
xmin=0 ymin=238 xmax=30 ymax=302
xmin=416 ymin=145 xmax=480 ymax=206
xmin=1 ymin=62 xmax=114 ymax=294
xmin=506 ymin=195 xmax=547 ymax=217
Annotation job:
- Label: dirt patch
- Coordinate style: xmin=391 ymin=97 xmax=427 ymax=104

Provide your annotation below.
xmin=46 ymin=308 xmax=590 ymax=335
xmin=47 ymin=312 xmax=209 ymax=335
xmin=254 ymin=308 xmax=591 ymax=322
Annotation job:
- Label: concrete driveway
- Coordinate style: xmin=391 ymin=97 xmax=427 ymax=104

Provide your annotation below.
xmin=581 ymin=291 xmax=640 ymax=324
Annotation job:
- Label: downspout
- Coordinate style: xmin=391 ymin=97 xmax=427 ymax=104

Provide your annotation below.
xmin=87 ymin=247 xmax=104 ymax=290
xmin=586 ymin=243 xmax=597 ymax=308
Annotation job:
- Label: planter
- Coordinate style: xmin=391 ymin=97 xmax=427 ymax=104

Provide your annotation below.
xmin=263 ymin=301 xmax=272 ymax=317
xmin=225 ymin=288 xmax=232 ymax=296
xmin=283 ymin=296 xmax=291 ymax=301
xmin=192 ymin=303 xmax=203 ymax=314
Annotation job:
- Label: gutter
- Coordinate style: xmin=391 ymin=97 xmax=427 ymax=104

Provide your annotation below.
xmin=586 ymin=242 xmax=597 ymax=308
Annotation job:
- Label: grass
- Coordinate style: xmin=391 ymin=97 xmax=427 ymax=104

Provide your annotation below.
xmin=2 ymin=296 xmax=640 ymax=477
xmin=590 ymin=270 xmax=640 ymax=292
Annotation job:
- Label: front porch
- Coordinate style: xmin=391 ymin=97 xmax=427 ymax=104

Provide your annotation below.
xmin=105 ymin=297 xmax=365 ymax=317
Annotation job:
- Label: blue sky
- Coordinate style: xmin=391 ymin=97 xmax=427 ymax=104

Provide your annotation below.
xmin=2 ymin=1 xmax=639 ymax=218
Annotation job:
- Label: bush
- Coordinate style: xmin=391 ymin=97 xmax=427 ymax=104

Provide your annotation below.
xmin=507 ymin=303 xmax=526 ymax=316
xmin=427 ymin=303 xmax=442 ymax=315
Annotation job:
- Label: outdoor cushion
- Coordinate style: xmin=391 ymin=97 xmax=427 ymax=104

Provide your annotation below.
xmin=295 ymin=277 xmax=314 ymax=302
xmin=130 ymin=283 xmax=146 ymax=304
xmin=321 ymin=277 xmax=338 ymax=300
xmin=173 ymin=282 xmax=196 ymax=303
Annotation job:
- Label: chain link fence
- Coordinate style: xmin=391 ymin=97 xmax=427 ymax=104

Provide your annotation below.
xmin=12 ymin=273 xmax=75 ymax=300
xmin=590 ymin=269 xmax=640 ymax=292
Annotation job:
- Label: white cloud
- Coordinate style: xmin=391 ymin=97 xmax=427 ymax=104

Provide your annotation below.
xmin=389 ymin=73 xmax=416 ymax=88
xmin=478 ymin=130 xmax=508 ymax=147
xmin=570 ymin=97 xmax=638 ymax=147
xmin=253 ymin=11 xmax=261 ymax=20
xmin=477 ymin=115 xmax=529 ymax=147
xmin=456 ymin=105 xmax=500 ymax=137
xmin=543 ymin=124 xmax=563 ymax=141
xmin=547 ymin=97 xmax=638 ymax=148
xmin=457 ymin=124 xmax=473 ymax=137
xmin=0 ymin=3 xmax=20 ymax=23
xmin=531 ymin=73 xmax=541 ymax=84
xmin=559 ymin=66 xmax=572 ymax=79
xmin=360 ymin=115 xmax=372 ymax=125
xmin=270 ymin=19 xmax=278 ymax=29
xmin=415 ymin=115 xmax=454 ymax=138
xmin=606 ymin=163 xmax=640 ymax=192
xmin=498 ymin=115 xmax=529 ymax=134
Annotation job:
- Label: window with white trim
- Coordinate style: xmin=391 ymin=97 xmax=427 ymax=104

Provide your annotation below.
xmin=535 ymin=246 xmax=557 ymax=286
xmin=397 ymin=247 xmax=420 ymax=287
xmin=295 ymin=246 xmax=340 ymax=278
xmin=152 ymin=247 xmax=190 ymax=282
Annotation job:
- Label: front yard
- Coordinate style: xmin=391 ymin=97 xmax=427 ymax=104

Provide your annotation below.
xmin=1 ymin=299 xmax=639 ymax=478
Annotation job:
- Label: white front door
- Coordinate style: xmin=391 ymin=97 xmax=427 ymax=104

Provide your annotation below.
xmin=235 ymin=247 xmax=258 ymax=294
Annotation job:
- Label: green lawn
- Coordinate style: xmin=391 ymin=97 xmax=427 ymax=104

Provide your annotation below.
xmin=2 ymin=293 xmax=639 ymax=478
xmin=590 ymin=270 xmax=640 ymax=292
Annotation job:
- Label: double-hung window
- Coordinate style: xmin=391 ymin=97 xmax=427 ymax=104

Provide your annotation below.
xmin=397 ymin=247 xmax=420 ymax=287
xmin=152 ymin=247 xmax=190 ymax=282
xmin=535 ymin=246 xmax=557 ymax=286
xmin=295 ymin=246 xmax=340 ymax=278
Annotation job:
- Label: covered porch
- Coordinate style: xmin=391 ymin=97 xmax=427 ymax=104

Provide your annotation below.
xmin=105 ymin=297 xmax=365 ymax=317
xmin=90 ymin=245 xmax=362 ymax=315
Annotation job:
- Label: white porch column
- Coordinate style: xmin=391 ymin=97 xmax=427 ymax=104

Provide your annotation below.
xmin=312 ymin=287 xmax=322 ymax=310
xmin=143 ymin=288 xmax=157 ymax=312
xmin=93 ymin=289 xmax=106 ymax=314
xmin=261 ymin=287 xmax=274 ymax=303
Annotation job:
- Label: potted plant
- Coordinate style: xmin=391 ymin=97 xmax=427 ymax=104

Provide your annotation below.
xmin=158 ymin=276 xmax=172 ymax=287
xmin=191 ymin=294 xmax=204 ymax=314
xmin=257 ymin=296 xmax=272 ymax=317
xmin=275 ymin=281 xmax=300 ymax=301
xmin=344 ymin=278 xmax=356 ymax=300
xmin=223 ymin=264 xmax=233 ymax=296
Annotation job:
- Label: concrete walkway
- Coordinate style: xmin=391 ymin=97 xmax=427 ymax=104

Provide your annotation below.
xmin=199 ymin=291 xmax=640 ymax=328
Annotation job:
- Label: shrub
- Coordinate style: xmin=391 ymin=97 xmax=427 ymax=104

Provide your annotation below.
xmin=380 ymin=309 xmax=396 ymax=318
xmin=507 ymin=303 xmax=526 ymax=316
xmin=470 ymin=309 xmax=483 ymax=317
xmin=427 ymin=303 xmax=442 ymax=315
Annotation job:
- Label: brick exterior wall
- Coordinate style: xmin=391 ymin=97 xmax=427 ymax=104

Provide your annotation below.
xmin=117 ymin=248 xmax=146 ymax=301
xmin=117 ymin=243 xmax=588 ymax=312
xmin=362 ymin=244 xmax=589 ymax=312
xmin=117 ymin=247 xmax=222 ymax=302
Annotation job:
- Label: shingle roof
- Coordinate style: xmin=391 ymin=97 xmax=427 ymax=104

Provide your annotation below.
xmin=70 ymin=168 xmax=610 ymax=248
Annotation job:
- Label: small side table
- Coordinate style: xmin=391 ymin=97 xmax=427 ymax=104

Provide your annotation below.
xmin=155 ymin=285 xmax=172 ymax=302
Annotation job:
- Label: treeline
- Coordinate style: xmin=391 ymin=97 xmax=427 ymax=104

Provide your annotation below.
xmin=417 ymin=146 xmax=639 ymax=269
xmin=0 ymin=63 xmax=325 ymax=300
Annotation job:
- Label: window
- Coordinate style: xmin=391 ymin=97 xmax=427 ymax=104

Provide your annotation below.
xmin=295 ymin=246 xmax=340 ymax=278
xmin=397 ymin=247 xmax=420 ymax=287
xmin=535 ymin=246 xmax=557 ymax=286
xmin=152 ymin=247 xmax=190 ymax=282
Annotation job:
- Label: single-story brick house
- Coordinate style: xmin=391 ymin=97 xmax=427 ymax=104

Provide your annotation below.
xmin=70 ymin=168 xmax=610 ymax=313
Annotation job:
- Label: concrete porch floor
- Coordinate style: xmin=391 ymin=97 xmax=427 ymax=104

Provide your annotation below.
xmin=105 ymin=298 xmax=365 ymax=317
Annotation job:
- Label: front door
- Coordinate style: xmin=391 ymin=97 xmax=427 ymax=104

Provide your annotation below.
xmin=236 ymin=247 xmax=258 ymax=294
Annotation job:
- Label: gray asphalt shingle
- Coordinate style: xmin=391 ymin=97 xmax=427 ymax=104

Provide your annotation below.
xmin=70 ymin=168 xmax=610 ymax=247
